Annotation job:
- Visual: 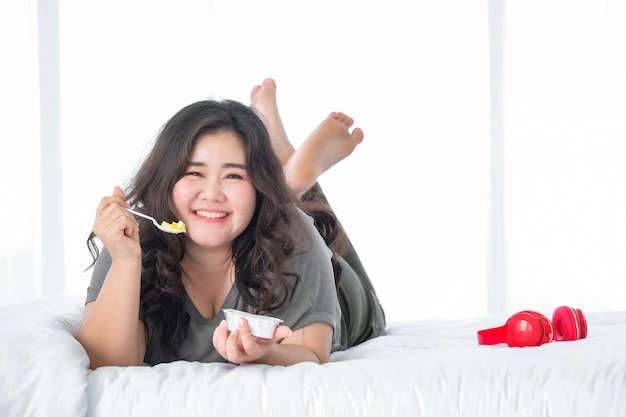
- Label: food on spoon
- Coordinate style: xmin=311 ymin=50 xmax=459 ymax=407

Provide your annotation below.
xmin=161 ymin=220 xmax=186 ymax=233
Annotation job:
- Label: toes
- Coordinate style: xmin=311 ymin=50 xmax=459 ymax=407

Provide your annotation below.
xmin=328 ymin=112 xmax=354 ymax=128
xmin=351 ymin=127 xmax=364 ymax=143
xmin=250 ymin=84 xmax=262 ymax=101
xmin=262 ymin=78 xmax=277 ymax=89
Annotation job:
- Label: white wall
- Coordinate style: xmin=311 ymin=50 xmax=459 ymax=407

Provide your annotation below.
xmin=58 ymin=0 xmax=491 ymax=322
xmin=503 ymin=1 xmax=626 ymax=313
xmin=0 ymin=0 xmax=41 ymax=306
xmin=2 ymin=0 xmax=625 ymax=323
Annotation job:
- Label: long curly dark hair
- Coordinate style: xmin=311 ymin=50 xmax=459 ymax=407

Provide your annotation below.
xmin=86 ymin=99 xmax=347 ymax=358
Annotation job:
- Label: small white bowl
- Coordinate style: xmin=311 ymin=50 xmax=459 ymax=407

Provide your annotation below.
xmin=223 ymin=309 xmax=284 ymax=339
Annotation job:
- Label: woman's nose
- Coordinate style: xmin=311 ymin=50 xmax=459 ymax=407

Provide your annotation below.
xmin=199 ymin=178 xmax=225 ymax=201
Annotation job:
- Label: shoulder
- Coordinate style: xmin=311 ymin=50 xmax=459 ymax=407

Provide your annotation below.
xmin=288 ymin=206 xmax=332 ymax=257
xmin=275 ymin=208 xmax=343 ymax=347
xmin=284 ymin=207 xmax=335 ymax=295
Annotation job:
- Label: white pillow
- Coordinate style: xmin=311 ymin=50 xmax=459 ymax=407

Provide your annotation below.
xmin=0 ymin=296 xmax=89 ymax=417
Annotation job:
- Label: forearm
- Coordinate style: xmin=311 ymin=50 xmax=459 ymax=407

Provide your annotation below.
xmin=76 ymin=259 xmax=145 ymax=368
xmin=250 ymin=342 xmax=326 ymax=366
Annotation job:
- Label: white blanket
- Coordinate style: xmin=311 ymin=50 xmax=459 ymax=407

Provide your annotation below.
xmin=1 ymin=296 xmax=625 ymax=417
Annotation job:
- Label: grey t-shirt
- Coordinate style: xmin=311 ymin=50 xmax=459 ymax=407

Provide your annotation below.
xmin=85 ymin=208 xmax=343 ymax=364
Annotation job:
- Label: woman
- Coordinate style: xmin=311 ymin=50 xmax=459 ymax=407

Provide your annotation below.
xmin=76 ymin=79 xmax=385 ymax=368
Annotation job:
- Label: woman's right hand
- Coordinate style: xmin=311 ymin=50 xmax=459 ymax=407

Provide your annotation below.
xmin=92 ymin=186 xmax=141 ymax=262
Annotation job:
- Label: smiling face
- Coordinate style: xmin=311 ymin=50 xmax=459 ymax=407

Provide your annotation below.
xmin=172 ymin=130 xmax=257 ymax=252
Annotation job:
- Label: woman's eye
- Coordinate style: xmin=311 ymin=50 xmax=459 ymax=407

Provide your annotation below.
xmin=185 ymin=171 xmax=203 ymax=177
xmin=225 ymin=173 xmax=244 ymax=180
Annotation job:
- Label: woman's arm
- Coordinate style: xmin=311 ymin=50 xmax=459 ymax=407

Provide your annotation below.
xmin=258 ymin=322 xmax=333 ymax=365
xmin=76 ymin=187 xmax=146 ymax=369
xmin=77 ymin=260 xmax=146 ymax=369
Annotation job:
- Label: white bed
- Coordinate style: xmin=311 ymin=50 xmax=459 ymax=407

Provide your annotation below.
xmin=1 ymin=295 xmax=625 ymax=417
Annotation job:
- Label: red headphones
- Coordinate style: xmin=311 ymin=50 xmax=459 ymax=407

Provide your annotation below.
xmin=477 ymin=306 xmax=587 ymax=347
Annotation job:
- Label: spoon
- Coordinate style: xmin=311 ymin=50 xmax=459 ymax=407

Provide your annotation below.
xmin=126 ymin=208 xmax=186 ymax=234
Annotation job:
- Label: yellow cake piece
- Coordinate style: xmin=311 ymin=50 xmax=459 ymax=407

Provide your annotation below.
xmin=160 ymin=220 xmax=186 ymax=233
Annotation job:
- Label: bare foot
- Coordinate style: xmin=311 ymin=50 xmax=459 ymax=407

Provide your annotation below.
xmin=250 ymin=78 xmax=295 ymax=165
xmin=284 ymin=112 xmax=364 ymax=198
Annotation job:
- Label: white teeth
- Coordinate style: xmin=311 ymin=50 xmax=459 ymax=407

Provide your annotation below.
xmin=196 ymin=210 xmax=228 ymax=219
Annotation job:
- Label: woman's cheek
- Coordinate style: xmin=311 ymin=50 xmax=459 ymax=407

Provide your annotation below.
xmin=172 ymin=178 xmax=195 ymax=213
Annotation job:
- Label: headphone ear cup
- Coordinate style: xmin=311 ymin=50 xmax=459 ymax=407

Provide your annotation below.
xmin=552 ymin=306 xmax=587 ymax=341
xmin=506 ymin=311 xmax=553 ymax=347
xmin=477 ymin=310 xmax=553 ymax=347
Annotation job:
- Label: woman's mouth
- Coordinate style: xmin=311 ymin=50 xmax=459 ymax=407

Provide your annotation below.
xmin=195 ymin=210 xmax=228 ymax=219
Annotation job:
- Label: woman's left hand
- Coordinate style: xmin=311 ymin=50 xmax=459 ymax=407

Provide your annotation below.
xmin=213 ymin=319 xmax=292 ymax=364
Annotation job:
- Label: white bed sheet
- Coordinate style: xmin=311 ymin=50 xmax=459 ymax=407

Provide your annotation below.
xmin=1 ymin=296 xmax=625 ymax=417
